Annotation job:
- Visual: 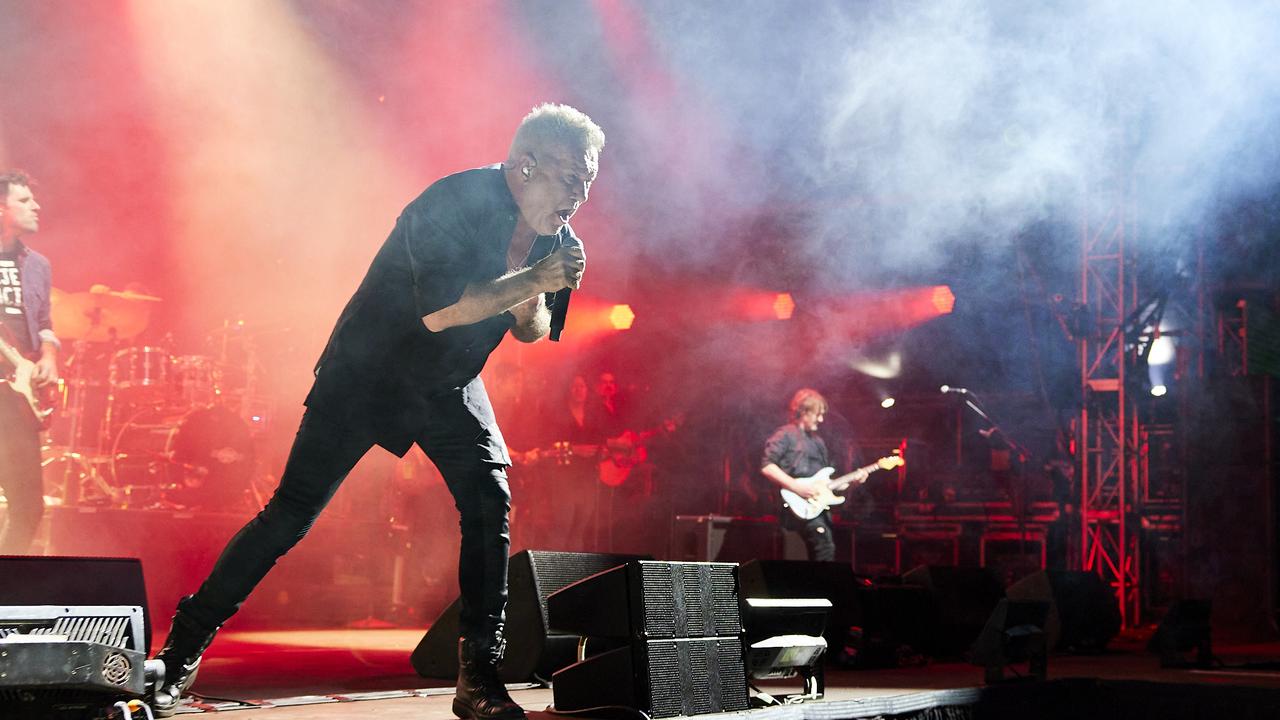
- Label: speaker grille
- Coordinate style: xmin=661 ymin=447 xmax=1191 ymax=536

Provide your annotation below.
xmin=637 ymin=562 xmax=740 ymax=638
xmin=644 ymin=637 xmax=748 ymax=718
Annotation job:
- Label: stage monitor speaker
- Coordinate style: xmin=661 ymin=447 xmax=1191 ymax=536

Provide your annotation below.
xmin=547 ymin=560 xmax=741 ymax=639
xmin=737 ymin=559 xmax=864 ymax=657
xmin=1148 ymin=598 xmax=1213 ymax=668
xmin=902 ymin=565 xmax=1005 ymax=657
xmin=548 ymin=560 xmax=747 ymax=718
xmin=970 ymin=599 xmax=1050 ymax=684
xmin=0 ymin=555 xmax=150 ymax=654
xmin=1006 ymin=569 xmax=1121 ymax=652
xmin=411 ymin=550 xmax=648 ymax=682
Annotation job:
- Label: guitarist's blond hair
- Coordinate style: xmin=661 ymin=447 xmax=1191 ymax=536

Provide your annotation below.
xmin=788 ymin=388 xmax=828 ymax=421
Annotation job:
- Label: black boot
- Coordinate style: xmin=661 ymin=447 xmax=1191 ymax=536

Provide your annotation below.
xmin=149 ymin=609 xmax=220 ymax=717
xmin=453 ymin=634 xmax=527 ymax=720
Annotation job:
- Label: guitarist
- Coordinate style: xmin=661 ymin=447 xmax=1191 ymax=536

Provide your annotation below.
xmin=0 ymin=170 xmax=59 ymax=554
xmin=761 ymin=388 xmax=847 ymax=561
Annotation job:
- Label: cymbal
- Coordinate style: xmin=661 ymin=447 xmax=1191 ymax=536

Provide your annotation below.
xmin=109 ymin=289 xmax=163 ymax=302
xmin=52 ymin=287 xmax=152 ymax=342
xmin=89 ymin=284 xmax=163 ymax=303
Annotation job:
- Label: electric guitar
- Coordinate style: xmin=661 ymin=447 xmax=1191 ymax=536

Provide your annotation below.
xmin=0 ymin=331 xmax=56 ymax=428
xmin=509 ymin=433 xmax=659 ymax=487
xmin=515 ymin=414 xmax=684 ymax=487
xmin=779 ymin=455 xmax=905 ymax=520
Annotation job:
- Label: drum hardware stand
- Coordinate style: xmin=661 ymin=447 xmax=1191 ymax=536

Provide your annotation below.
xmin=215 ymin=318 xmax=272 ymax=434
xmin=42 ymin=338 xmax=117 ymax=506
xmin=97 ymin=327 xmax=124 ymax=458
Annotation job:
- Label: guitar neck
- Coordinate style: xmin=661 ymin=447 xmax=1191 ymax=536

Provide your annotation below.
xmin=828 ymin=460 xmax=891 ymax=489
xmin=855 ymin=460 xmax=884 ymax=476
xmin=0 ymin=336 xmax=28 ymax=368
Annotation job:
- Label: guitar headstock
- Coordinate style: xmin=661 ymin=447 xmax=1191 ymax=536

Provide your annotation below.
xmin=878 ymin=455 xmax=905 ymax=470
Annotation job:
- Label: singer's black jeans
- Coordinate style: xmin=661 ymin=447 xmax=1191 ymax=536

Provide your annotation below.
xmin=177 ymin=391 xmax=513 ymax=643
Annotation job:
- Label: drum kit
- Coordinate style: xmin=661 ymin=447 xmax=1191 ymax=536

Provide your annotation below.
xmin=42 ymin=285 xmax=272 ymax=512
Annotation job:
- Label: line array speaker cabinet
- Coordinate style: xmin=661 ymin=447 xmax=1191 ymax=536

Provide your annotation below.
xmin=552 ymin=638 xmax=746 ymax=718
xmin=410 ymin=550 xmax=648 ymax=682
xmin=548 ymin=561 xmax=748 ymax=718
xmin=548 ymin=559 xmax=741 ymax=639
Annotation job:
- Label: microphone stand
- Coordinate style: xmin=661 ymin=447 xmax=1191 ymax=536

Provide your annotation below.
xmin=955 ymin=392 xmax=1037 ymax=565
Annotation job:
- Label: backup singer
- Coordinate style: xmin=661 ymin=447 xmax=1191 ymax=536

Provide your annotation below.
xmin=761 ymin=388 xmax=838 ymax=561
xmin=0 ymin=170 xmax=58 ymax=554
xmin=151 ymin=104 xmax=604 ymax=720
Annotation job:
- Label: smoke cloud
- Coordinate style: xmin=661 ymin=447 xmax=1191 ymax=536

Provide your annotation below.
xmin=618 ymin=0 xmax=1280 ymax=282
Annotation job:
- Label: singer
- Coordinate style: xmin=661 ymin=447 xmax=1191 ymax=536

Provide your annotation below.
xmin=147 ymin=104 xmax=602 ymax=720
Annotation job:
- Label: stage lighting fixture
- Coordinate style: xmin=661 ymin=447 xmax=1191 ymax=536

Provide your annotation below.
xmin=880 ymin=397 xmax=896 ymax=409
xmin=1148 ymin=334 xmax=1175 ymax=365
xmin=970 ymin=599 xmax=1050 ymax=684
xmin=741 ymin=597 xmax=831 ymax=702
xmin=931 ymin=285 xmax=956 ymax=314
xmin=773 ymin=293 xmax=795 ymax=320
xmin=1150 ymin=384 xmax=1168 ymax=397
xmin=0 ymin=605 xmax=164 ymax=716
xmin=609 ymin=304 xmax=635 ymax=330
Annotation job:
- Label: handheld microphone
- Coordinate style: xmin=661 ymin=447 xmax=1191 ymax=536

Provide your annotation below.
xmin=939 ymin=385 xmax=970 ymax=394
xmin=549 ymin=287 xmax=571 ymax=342
xmin=548 ymin=227 xmax=579 ymax=342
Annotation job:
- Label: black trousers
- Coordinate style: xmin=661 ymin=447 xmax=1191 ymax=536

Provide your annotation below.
xmin=178 ymin=386 xmax=513 ymax=642
xmin=798 ymin=512 xmax=836 ymax=562
xmin=0 ymin=387 xmax=44 ymax=554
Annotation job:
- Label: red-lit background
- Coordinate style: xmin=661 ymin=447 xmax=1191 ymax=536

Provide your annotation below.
xmin=4 ymin=1 xmax=1276 ymax=637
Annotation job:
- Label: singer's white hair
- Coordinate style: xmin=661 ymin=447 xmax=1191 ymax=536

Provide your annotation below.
xmin=509 ymin=103 xmax=605 ymax=160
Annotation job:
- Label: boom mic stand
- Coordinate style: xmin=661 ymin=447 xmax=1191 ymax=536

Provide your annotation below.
xmin=953 ymin=391 xmax=1038 ymax=565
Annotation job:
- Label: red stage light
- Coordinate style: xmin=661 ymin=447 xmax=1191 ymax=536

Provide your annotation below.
xmin=931 ymin=285 xmax=956 ymax=314
xmin=609 ymin=304 xmax=635 ymax=330
xmin=773 ymin=293 xmax=795 ymax=320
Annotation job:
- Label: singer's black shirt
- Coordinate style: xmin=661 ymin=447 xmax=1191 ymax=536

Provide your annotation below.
xmin=306 ymin=164 xmax=570 ymax=455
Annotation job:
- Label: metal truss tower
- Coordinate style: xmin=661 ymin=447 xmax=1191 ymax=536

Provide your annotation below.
xmin=1079 ymin=180 xmax=1142 ymax=626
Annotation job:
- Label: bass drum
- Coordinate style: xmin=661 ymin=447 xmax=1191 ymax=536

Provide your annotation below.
xmin=111 ymin=405 xmax=256 ymax=510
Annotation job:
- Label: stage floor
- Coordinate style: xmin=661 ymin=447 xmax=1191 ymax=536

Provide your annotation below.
xmin=168 ymin=628 xmax=1280 ymax=718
